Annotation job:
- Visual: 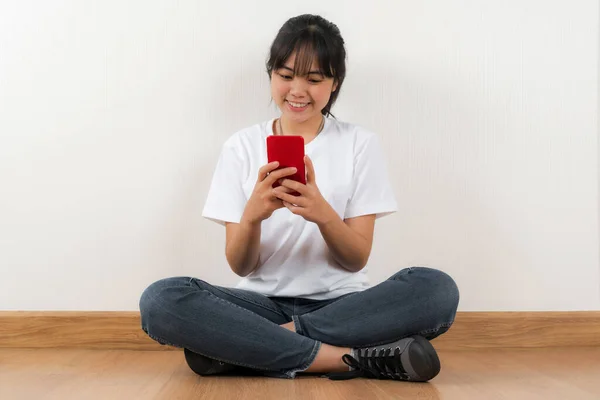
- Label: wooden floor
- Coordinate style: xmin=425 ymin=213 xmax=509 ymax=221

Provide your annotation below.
xmin=1 ymin=347 xmax=599 ymax=400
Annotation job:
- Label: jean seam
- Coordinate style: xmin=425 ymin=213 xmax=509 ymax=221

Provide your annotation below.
xmin=292 ymin=315 xmax=304 ymax=335
xmin=281 ymin=340 xmax=322 ymax=379
xmin=145 ymin=280 xmax=277 ymax=327
xmin=144 ymin=329 xmax=316 ymax=375
xmin=326 ymin=320 xmax=455 ymax=349
xmin=143 ymin=323 xmax=295 ymax=372
xmin=142 ymin=288 xmax=308 ymax=372
xmin=142 ymin=328 xmax=182 ymax=349
xmin=295 ymin=291 xmax=360 ymax=320
xmin=206 ymin=282 xmax=285 ymax=318
xmin=388 ymin=266 xmax=416 ymax=281
xmin=145 ymin=330 xmax=312 ymax=373
xmin=289 ymin=292 xmax=359 ymax=339
xmin=206 ymin=289 xmax=287 ymax=327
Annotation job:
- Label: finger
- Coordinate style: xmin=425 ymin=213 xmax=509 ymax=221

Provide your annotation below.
xmin=264 ymin=167 xmax=297 ymax=186
xmin=272 ymin=186 xmax=296 ymax=195
xmin=273 ymin=189 xmax=307 ymax=207
xmin=272 ymin=199 xmax=286 ymax=210
xmin=305 ymin=155 xmax=316 ymax=185
xmin=283 ymin=201 xmax=305 ymax=216
xmin=279 ymin=178 xmax=306 ymax=195
xmin=257 ymin=161 xmax=280 ymax=182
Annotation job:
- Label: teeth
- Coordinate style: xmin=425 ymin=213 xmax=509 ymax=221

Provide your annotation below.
xmin=289 ymin=101 xmax=308 ymax=108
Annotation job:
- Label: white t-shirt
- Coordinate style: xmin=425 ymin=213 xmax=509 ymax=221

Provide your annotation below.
xmin=202 ymin=116 xmax=398 ymax=300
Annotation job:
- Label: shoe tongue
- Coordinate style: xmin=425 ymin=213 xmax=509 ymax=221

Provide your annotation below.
xmin=350 ymin=348 xmax=358 ymax=367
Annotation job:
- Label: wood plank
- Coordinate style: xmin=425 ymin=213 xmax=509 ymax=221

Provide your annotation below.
xmin=432 ymin=311 xmax=600 ymax=350
xmin=0 ymin=311 xmax=161 ymax=350
xmin=0 ymin=311 xmax=599 ymax=350
xmin=1 ymin=348 xmax=599 ymax=400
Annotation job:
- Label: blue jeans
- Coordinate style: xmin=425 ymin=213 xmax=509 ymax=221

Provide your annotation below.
xmin=139 ymin=266 xmax=459 ymax=379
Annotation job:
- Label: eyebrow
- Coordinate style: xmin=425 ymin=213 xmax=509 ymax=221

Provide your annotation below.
xmin=281 ymin=66 xmax=323 ymax=75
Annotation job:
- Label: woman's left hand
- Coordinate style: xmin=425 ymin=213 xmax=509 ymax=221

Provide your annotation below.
xmin=272 ymin=155 xmax=337 ymax=226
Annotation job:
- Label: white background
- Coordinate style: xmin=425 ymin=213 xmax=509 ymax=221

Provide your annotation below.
xmin=1 ymin=0 xmax=598 ymax=311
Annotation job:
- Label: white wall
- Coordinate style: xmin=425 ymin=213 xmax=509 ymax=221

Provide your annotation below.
xmin=1 ymin=0 xmax=598 ymax=311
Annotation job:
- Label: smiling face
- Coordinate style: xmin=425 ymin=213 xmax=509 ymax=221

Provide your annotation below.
xmin=270 ymin=51 xmax=338 ymax=125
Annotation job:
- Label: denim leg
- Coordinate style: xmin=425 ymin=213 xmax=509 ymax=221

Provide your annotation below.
xmin=293 ymin=267 xmax=460 ymax=348
xmin=139 ymin=277 xmax=321 ymax=378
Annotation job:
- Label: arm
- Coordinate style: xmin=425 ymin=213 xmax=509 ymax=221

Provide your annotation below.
xmin=227 ymin=198 xmax=374 ymax=276
xmin=314 ymin=134 xmax=395 ymax=272
xmin=317 ymin=213 xmax=376 ymax=273
xmin=225 ymin=217 xmax=262 ymax=277
xmin=224 ymin=163 xmax=299 ymax=277
xmin=273 ymin=156 xmax=376 ymax=273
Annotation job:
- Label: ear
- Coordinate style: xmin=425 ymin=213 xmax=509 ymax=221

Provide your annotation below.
xmin=332 ymin=80 xmax=338 ymax=92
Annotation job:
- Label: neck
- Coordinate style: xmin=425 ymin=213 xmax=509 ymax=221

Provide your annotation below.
xmin=278 ymin=114 xmax=324 ymax=140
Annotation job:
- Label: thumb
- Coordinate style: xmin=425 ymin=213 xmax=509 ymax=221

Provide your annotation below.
xmin=305 ymin=155 xmax=316 ymax=185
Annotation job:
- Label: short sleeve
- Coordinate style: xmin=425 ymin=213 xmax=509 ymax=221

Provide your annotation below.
xmin=344 ymin=134 xmax=398 ymax=219
xmin=202 ymin=140 xmax=248 ymax=225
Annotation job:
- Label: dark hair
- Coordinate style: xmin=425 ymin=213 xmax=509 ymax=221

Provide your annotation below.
xmin=266 ymin=14 xmax=346 ymax=118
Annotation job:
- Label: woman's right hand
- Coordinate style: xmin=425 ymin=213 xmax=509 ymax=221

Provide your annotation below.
xmin=241 ymin=161 xmax=298 ymax=224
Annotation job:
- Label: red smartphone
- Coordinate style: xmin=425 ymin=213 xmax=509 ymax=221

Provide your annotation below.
xmin=266 ymin=135 xmax=306 ymax=191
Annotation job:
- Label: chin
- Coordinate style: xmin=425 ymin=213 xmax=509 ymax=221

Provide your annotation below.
xmin=286 ymin=114 xmax=313 ymax=123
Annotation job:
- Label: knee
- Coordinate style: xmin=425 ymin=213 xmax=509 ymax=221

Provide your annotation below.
xmin=417 ymin=267 xmax=459 ymax=306
xmin=140 ymin=277 xmax=174 ymax=315
xmin=139 ymin=277 xmax=191 ymax=331
xmin=394 ymin=267 xmax=460 ymax=318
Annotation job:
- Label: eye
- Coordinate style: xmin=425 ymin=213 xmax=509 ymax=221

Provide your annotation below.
xmin=309 ymin=79 xmax=323 ymax=84
xmin=278 ymin=73 xmax=292 ymax=80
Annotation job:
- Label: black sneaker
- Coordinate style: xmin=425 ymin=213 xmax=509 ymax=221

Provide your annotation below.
xmin=184 ymin=348 xmax=237 ymax=376
xmin=325 ymin=335 xmax=441 ymax=382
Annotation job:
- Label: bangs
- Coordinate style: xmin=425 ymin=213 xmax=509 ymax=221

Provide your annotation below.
xmin=271 ymin=32 xmax=337 ymax=79
xmin=266 ymin=14 xmax=347 ymax=118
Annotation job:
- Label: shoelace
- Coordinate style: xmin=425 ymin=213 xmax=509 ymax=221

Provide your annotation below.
xmin=325 ymin=347 xmax=411 ymax=381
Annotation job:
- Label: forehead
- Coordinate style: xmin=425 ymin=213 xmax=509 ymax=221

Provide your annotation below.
xmin=284 ymin=52 xmax=319 ymax=69
xmin=280 ymin=49 xmax=323 ymax=76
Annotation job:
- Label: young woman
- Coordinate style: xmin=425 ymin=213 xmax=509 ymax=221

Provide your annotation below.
xmin=139 ymin=14 xmax=459 ymax=382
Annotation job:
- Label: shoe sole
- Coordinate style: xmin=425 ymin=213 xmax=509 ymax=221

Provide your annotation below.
xmin=406 ymin=335 xmax=441 ymax=382
xmin=184 ymin=348 xmax=235 ymax=376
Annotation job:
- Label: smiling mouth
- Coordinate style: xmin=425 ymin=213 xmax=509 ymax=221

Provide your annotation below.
xmin=287 ymin=100 xmax=309 ymax=108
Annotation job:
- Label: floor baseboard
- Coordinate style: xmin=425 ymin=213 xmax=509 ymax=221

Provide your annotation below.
xmin=1 ymin=311 xmax=599 ymax=350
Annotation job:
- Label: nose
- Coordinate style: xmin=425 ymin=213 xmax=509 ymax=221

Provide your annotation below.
xmin=289 ymin=77 xmax=309 ymax=98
